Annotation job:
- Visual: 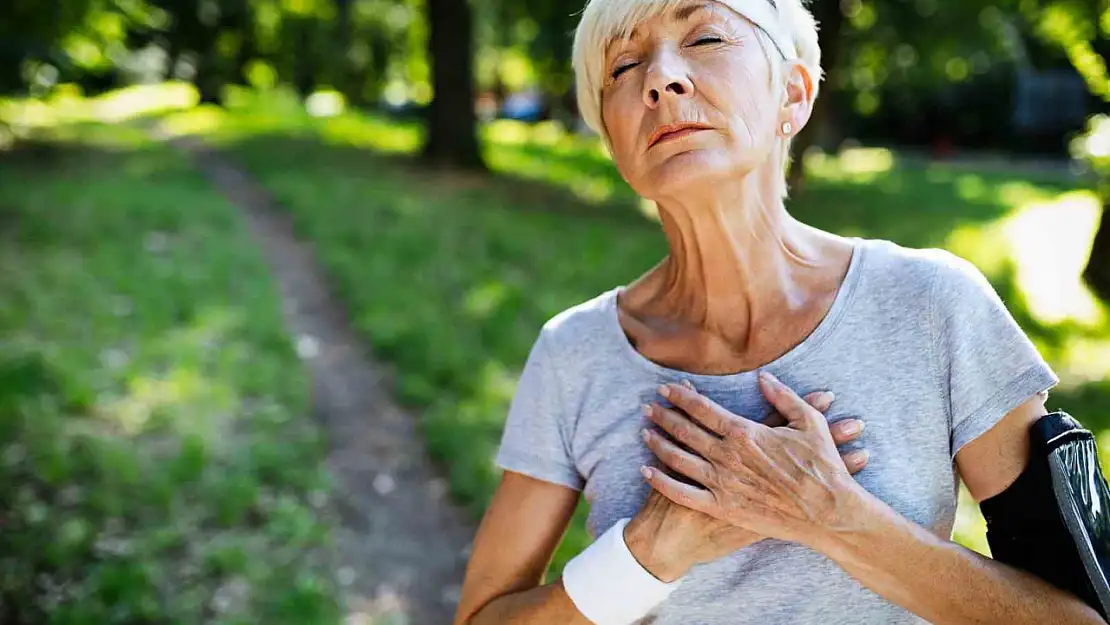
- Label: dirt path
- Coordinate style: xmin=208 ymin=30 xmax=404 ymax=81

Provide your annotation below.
xmin=170 ymin=136 xmax=476 ymax=625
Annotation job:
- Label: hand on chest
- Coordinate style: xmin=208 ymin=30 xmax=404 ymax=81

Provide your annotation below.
xmin=578 ymin=382 xmax=955 ymax=538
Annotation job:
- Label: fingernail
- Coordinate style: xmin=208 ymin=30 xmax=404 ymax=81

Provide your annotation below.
xmin=839 ymin=419 xmax=861 ymax=436
xmin=641 ymin=429 xmax=651 ymax=443
xmin=847 ymin=449 xmax=869 ymax=467
xmin=821 ymin=391 xmax=836 ymax=404
xmin=759 ymin=371 xmax=780 ymax=392
xmin=681 ymin=379 xmax=695 ymax=390
xmin=641 ymin=403 xmax=653 ymax=417
xmin=657 ymin=384 xmax=670 ymax=399
xmin=640 ymin=466 xmax=653 ymax=479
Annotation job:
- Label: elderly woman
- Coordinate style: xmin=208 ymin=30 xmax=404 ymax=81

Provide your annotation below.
xmin=452 ymin=0 xmax=1102 ymax=623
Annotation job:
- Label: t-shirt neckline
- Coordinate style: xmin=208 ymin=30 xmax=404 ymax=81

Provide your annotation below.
xmin=604 ymin=237 xmax=868 ymax=384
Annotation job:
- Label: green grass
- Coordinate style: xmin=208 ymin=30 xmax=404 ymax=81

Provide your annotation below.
xmin=0 ymin=129 xmax=340 ymax=623
xmin=161 ymin=88 xmax=1110 ymax=569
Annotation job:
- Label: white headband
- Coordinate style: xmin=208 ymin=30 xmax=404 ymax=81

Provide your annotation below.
xmin=717 ymin=0 xmax=795 ymax=61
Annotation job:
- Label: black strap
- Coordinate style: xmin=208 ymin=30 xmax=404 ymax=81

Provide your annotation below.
xmin=981 ymin=412 xmax=1108 ymax=619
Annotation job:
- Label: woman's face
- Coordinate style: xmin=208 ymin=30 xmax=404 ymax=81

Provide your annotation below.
xmin=600 ymin=1 xmax=786 ymax=200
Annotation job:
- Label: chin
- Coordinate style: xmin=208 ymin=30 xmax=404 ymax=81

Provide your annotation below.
xmin=637 ymin=149 xmax=737 ymax=199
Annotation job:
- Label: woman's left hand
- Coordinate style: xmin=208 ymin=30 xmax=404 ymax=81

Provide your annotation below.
xmin=641 ymin=371 xmax=867 ymax=548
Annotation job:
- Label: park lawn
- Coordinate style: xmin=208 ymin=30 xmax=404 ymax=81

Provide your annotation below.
xmin=0 ymin=127 xmax=340 ymax=623
xmin=167 ymin=93 xmax=1110 ymax=572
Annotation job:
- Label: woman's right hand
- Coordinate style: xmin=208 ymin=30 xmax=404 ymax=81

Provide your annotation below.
xmin=623 ymin=390 xmax=868 ymax=582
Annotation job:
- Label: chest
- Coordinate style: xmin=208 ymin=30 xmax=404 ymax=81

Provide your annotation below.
xmin=620 ymin=314 xmax=829 ymax=377
xmin=569 ymin=372 xmax=960 ymax=541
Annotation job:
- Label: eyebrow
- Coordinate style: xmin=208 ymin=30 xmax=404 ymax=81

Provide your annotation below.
xmin=674 ymin=2 xmax=712 ymax=21
xmin=623 ymin=0 xmax=774 ymax=50
xmin=625 ymin=2 xmax=710 ymax=41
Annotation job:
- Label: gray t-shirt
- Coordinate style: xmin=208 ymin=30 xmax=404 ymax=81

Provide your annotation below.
xmin=495 ymin=237 xmax=1058 ymax=624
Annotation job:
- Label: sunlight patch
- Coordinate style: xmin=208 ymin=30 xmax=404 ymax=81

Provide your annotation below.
xmin=837 ymin=147 xmax=895 ymax=175
xmin=92 ymin=82 xmax=199 ymax=123
xmin=320 ymin=114 xmax=421 ymax=154
xmin=1054 ymin=335 xmax=1110 ymax=386
xmin=305 ymin=91 xmax=345 ymax=118
xmin=464 ymin=282 xmax=510 ymax=319
xmin=486 ymin=119 xmax=531 ymax=146
xmin=639 ymin=197 xmax=661 ymax=222
xmin=154 ymin=106 xmax=227 ymax=138
xmin=1001 ymin=191 xmax=1104 ymax=327
xmin=804 ymin=147 xmax=893 ymax=184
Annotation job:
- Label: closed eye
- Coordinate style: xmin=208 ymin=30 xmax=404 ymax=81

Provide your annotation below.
xmin=690 ymin=36 xmax=723 ymax=46
xmin=611 ymin=62 xmax=640 ymax=79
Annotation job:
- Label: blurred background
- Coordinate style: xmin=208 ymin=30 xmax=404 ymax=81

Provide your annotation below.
xmin=3 ymin=0 xmax=1110 ymax=622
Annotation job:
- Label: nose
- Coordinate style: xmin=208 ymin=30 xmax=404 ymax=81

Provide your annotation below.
xmin=642 ymin=51 xmax=694 ymax=108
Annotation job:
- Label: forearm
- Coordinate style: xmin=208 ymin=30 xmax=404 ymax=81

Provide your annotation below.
xmin=816 ymin=488 xmax=1103 ymax=625
xmin=463 ymin=579 xmax=593 ymax=625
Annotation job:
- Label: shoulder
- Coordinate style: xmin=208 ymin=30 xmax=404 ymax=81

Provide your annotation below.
xmin=534 ymin=288 xmax=621 ymax=368
xmin=858 ymin=239 xmax=994 ymax=310
xmin=860 ymin=238 xmax=973 ymax=281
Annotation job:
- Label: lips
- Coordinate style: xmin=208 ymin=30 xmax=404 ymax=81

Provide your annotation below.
xmin=648 ymin=122 xmax=713 ymax=148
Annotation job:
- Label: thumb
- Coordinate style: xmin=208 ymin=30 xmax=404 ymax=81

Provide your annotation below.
xmin=759 ymin=372 xmax=829 ymax=431
xmin=765 ymin=392 xmax=831 ymax=428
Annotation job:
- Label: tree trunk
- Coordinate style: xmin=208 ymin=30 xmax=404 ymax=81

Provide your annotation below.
xmin=293 ymin=20 xmax=315 ymax=100
xmin=195 ymin=51 xmax=222 ymax=104
xmin=368 ymin=35 xmax=391 ymax=105
xmin=422 ymin=0 xmax=485 ymax=170
xmin=1084 ymin=204 xmax=1110 ymax=301
xmin=235 ymin=7 xmax=256 ymax=87
xmin=333 ymin=0 xmax=358 ymax=103
xmin=787 ymin=0 xmax=846 ymax=194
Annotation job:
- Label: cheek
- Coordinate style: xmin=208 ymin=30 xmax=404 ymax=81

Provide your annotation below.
xmin=702 ymin=59 xmax=777 ymax=146
xmin=601 ymin=90 xmax=646 ymax=173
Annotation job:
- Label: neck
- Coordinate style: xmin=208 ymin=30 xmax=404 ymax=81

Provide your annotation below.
xmin=643 ymin=162 xmax=830 ymax=341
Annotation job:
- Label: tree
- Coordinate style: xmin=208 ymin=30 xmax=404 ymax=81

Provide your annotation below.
xmin=1020 ymin=0 xmax=1110 ymax=300
xmin=786 ymin=0 xmax=1035 ymax=188
xmin=423 ymin=0 xmax=486 ymax=170
xmin=789 ymin=0 xmax=847 ymax=193
xmin=0 ymin=0 xmax=98 ymax=95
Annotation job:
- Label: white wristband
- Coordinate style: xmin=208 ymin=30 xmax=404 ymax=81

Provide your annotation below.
xmin=561 ymin=518 xmax=684 ymax=624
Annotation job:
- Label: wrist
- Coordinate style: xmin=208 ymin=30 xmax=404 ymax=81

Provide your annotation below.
xmin=808 ymin=480 xmax=882 ymax=558
xmin=623 ymin=517 xmax=692 ymax=583
xmin=562 ymin=518 xmax=684 ymax=624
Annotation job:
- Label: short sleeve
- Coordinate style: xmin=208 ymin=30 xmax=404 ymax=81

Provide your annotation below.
xmin=929 ymin=253 xmax=1059 ymax=457
xmin=495 ymin=330 xmax=584 ymax=491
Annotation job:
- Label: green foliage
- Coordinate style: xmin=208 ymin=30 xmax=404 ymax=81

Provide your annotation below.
xmin=0 ymin=131 xmax=340 ymax=623
xmin=1023 ymin=0 xmax=1110 ymax=100
xmin=1024 ymin=0 xmax=1110 ymax=199
xmin=0 ymin=0 xmax=98 ymax=93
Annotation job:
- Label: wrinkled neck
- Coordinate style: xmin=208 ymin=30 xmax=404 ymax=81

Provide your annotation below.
xmin=647 ymin=158 xmax=823 ymax=338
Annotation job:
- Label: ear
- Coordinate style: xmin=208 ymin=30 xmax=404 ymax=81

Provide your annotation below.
xmin=779 ymin=61 xmax=817 ymax=136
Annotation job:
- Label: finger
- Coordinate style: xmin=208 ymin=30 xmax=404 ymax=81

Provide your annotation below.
xmin=640 ymin=465 xmax=716 ymax=513
xmin=661 ymin=383 xmax=757 ymax=439
xmin=643 ymin=429 xmax=714 ymax=486
xmin=764 ymin=391 xmax=832 ymax=428
xmin=803 ymin=390 xmax=835 ymax=414
xmin=758 ymin=372 xmax=827 ymax=431
xmin=842 ymin=449 xmax=870 ymax=475
xmin=643 ymin=403 xmax=718 ymax=458
xmin=829 ymin=418 xmax=865 ymax=445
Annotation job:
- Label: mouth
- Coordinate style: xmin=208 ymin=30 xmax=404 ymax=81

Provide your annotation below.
xmin=648 ymin=122 xmax=714 ymax=149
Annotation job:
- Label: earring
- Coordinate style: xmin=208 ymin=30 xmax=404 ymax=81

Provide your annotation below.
xmin=781 ymin=121 xmax=793 ymax=136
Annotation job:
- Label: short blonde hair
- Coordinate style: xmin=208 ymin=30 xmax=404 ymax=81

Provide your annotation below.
xmin=571 ymin=0 xmax=823 ymax=193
